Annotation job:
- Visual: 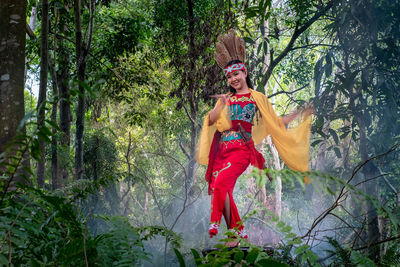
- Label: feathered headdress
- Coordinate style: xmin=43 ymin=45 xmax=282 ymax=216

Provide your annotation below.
xmin=214 ymin=29 xmax=246 ymax=69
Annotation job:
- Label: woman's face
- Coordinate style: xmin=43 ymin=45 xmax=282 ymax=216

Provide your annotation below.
xmin=226 ymin=70 xmax=247 ymax=91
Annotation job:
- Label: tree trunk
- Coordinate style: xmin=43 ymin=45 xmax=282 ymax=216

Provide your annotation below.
xmin=356 ymin=112 xmax=380 ymax=261
xmin=341 ymin=119 xmax=351 ymax=169
xmin=49 ymin=39 xmax=61 ymax=189
xmin=315 ymin=119 xmax=330 ymax=172
xmin=36 ymin=0 xmax=49 ymax=188
xmin=266 ymin=136 xmax=283 ymax=217
xmin=144 ymin=192 xmax=149 ymax=214
xmin=261 ymin=7 xmax=284 ymax=219
xmin=187 ymin=120 xmax=197 ymax=186
xmin=74 ymin=0 xmax=95 ymax=180
xmin=50 ymin=78 xmax=60 ymax=189
xmin=25 ymin=2 xmax=37 ymax=82
xmin=0 ymin=0 xmax=27 ymax=148
xmin=57 ymin=23 xmax=72 ymax=182
xmin=74 ymin=0 xmax=84 ymax=180
xmin=185 ymin=0 xmax=198 ymax=187
xmin=49 ymin=5 xmax=64 ymax=190
xmin=0 ymin=0 xmax=28 ymax=187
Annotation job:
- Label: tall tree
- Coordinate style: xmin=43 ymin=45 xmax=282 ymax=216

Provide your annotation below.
xmin=55 ymin=1 xmax=73 ymax=185
xmin=36 ymin=0 xmax=49 ymax=188
xmin=74 ymin=0 xmax=95 ymax=180
xmin=0 ymin=0 xmax=27 ymax=186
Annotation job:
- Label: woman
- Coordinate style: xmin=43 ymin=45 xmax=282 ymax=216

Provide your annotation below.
xmin=196 ymin=30 xmax=312 ymax=244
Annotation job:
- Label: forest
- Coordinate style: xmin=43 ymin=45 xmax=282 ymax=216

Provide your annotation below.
xmin=0 ymin=0 xmax=399 ymax=266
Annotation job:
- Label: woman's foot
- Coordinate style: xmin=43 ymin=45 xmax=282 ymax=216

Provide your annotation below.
xmin=209 ymin=223 xmax=219 ymax=238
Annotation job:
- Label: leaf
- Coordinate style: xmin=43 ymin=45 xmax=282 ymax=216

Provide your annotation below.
xmin=329 ymin=128 xmax=339 ymax=144
xmin=292 ymin=238 xmax=303 ymax=245
xmin=327 ymin=186 xmax=335 ymax=195
xmin=234 ymin=250 xmax=244 ymax=263
xmin=276 ymin=221 xmax=285 ymax=229
xmin=339 ymin=131 xmax=350 ymax=139
xmin=45 ymin=119 xmax=60 ymax=130
xmin=333 ymin=147 xmax=342 ymax=158
xmin=257 ymin=42 xmax=263 ymax=56
xmin=314 ymin=58 xmax=323 ymax=96
xmin=351 ymin=130 xmax=358 ymax=141
xmin=350 ymin=251 xmax=377 ymax=266
xmin=243 ymin=37 xmax=254 ymax=44
xmin=0 ymin=254 xmax=9 ymax=266
xmin=260 ymin=24 xmax=265 ymax=37
xmin=263 ymin=41 xmax=269 ymax=55
xmin=325 ymin=53 xmax=332 ymax=77
xmin=294 ymin=244 xmax=310 ymax=255
xmin=18 ymin=111 xmax=35 ymax=131
xmin=246 ymin=248 xmax=259 ymax=264
xmin=311 ymin=139 xmax=323 ymax=147
xmin=191 ymin=249 xmax=202 ymax=265
xmin=191 ymin=248 xmax=200 ymax=260
xmin=282 ymin=225 xmax=292 ymax=233
xmin=285 ymin=233 xmax=297 ymax=239
xmin=174 ymin=248 xmax=186 ymax=267
xmin=256 ymin=258 xmax=289 ymax=267
xmin=270 ymin=216 xmax=279 ymax=222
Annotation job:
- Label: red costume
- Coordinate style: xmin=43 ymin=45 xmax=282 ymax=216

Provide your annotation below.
xmin=207 ymin=93 xmax=264 ymax=238
xmin=198 ymin=30 xmax=312 ymax=240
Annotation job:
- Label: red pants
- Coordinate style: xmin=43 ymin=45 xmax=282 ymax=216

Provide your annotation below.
xmin=209 ymin=139 xmax=250 ymax=238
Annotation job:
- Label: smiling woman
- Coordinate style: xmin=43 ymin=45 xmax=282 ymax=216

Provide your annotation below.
xmin=196 ymin=29 xmax=313 ymax=246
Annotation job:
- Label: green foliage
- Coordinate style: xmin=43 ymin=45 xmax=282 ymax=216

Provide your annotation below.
xmin=174 ymin=240 xmax=292 ymax=266
xmin=325 ymin=237 xmax=380 ymax=267
xmin=174 ymin=248 xmax=187 ymax=267
xmin=0 ymin=185 xmax=166 ymax=266
xmin=84 ymin=130 xmax=118 ymax=182
xmin=138 ymin=225 xmax=183 ymax=249
xmin=18 ymin=0 xmax=400 ymax=266
xmin=96 ymin=4 xmax=151 ymax=61
xmin=0 ymin=188 xmax=93 ymax=266
xmin=95 ymin=216 xmax=150 ymax=266
xmin=381 ymin=243 xmax=400 ymax=267
xmin=0 ymin=118 xmax=182 ymax=266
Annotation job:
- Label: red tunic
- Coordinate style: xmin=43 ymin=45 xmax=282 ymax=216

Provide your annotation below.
xmin=208 ymin=93 xmax=265 ymax=239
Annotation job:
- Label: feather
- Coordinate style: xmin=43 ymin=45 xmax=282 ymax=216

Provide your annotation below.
xmin=236 ymin=36 xmax=246 ymax=63
xmin=214 ymin=29 xmax=247 ymax=69
xmin=221 ymin=30 xmax=237 ymax=62
xmin=215 ymin=41 xmax=231 ymax=68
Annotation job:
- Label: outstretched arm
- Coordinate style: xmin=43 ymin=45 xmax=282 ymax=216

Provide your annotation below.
xmin=281 ymin=112 xmax=300 ymax=126
xmin=281 ymin=104 xmax=314 ymax=126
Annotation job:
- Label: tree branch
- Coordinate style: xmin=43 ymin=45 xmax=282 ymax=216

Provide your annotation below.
xmin=291 ymin=43 xmax=335 ymax=51
xmin=302 ymin=143 xmax=400 ymax=242
xmin=354 ymin=235 xmax=400 ymax=251
xmin=179 ymin=142 xmax=191 ymax=160
xmin=262 ymin=0 xmax=340 ymax=85
xmin=25 ymin=22 xmax=36 ymax=39
xmin=267 ymin=84 xmax=308 ymax=99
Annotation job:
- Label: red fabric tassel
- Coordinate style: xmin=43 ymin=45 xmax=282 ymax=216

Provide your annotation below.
xmin=205 ymin=131 xmax=221 ymax=195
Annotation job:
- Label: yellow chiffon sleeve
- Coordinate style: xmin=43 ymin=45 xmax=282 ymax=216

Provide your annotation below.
xmin=195 ymin=100 xmax=231 ymax=165
xmin=250 ymin=89 xmax=312 ymax=175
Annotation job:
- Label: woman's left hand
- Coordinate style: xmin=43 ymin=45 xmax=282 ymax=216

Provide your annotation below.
xmin=303 ymin=102 xmax=315 ymax=115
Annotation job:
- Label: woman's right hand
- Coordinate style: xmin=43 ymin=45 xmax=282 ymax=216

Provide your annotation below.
xmin=210 ymin=94 xmax=230 ymax=106
xmin=209 ymin=94 xmax=230 ymax=125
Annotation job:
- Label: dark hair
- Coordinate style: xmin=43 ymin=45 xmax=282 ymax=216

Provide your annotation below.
xmin=224 ymin=60 xmax=253 ymax=94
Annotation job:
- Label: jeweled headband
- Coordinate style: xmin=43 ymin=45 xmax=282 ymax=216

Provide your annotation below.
xmin=224 ymin=63 xmax=246 ymax=76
